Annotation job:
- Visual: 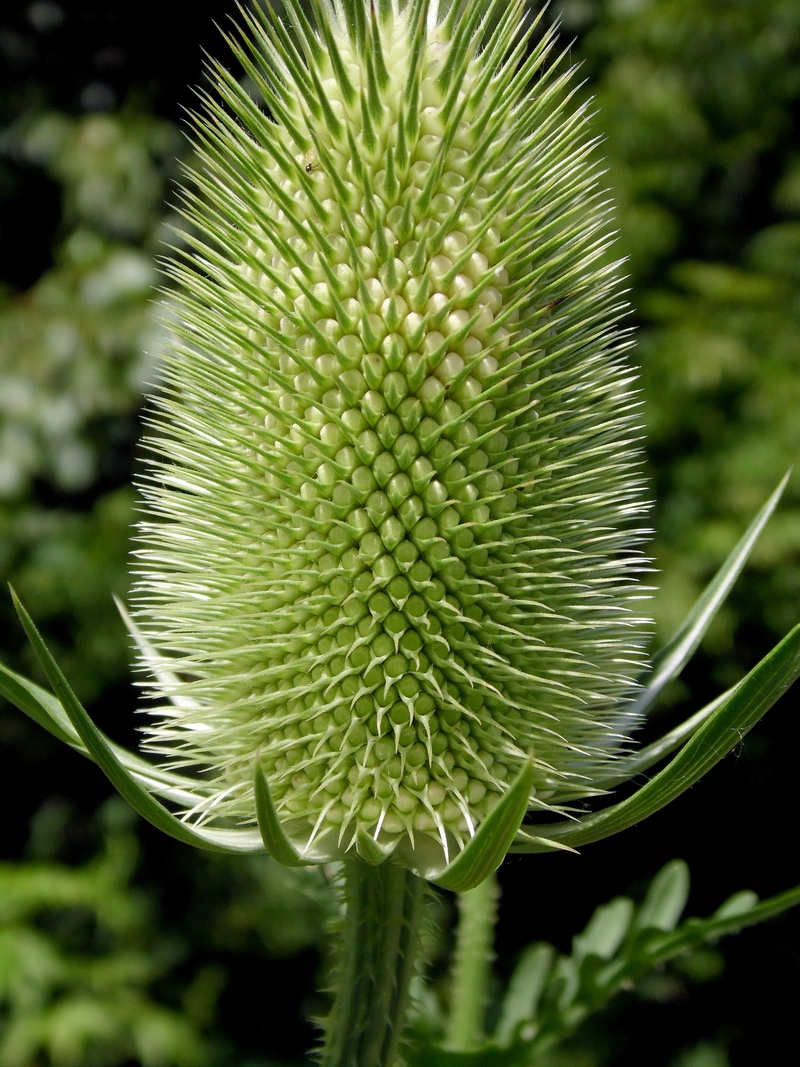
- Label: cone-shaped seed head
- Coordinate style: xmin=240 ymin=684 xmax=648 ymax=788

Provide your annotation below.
xmin=135 ymin=0 xmax=651 ymax=868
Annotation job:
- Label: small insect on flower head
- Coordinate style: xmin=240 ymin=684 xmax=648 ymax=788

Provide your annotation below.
xmin=134 ymin=0 xmax=651 ymax=873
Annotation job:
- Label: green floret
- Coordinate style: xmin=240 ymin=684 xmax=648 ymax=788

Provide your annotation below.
xmin=134 ymin=0 xmax=651 ymax=866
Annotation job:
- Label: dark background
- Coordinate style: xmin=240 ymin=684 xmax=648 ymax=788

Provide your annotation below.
xmin=1 ymin=2 xmax=799 ymax=1065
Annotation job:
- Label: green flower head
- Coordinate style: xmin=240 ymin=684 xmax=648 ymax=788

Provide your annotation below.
xmin=134 ymin=0 xmax=651 ymax=873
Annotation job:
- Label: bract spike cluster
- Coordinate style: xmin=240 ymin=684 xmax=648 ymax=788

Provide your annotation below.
xmin=135 ymin=0 xmax=651 ymax=869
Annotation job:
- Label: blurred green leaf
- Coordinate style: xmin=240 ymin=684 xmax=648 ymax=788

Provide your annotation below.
xmin=0 ymin=806 xmax=208 ymax=1067
xmin=412 ymin=859 xmax=800 ymax=1066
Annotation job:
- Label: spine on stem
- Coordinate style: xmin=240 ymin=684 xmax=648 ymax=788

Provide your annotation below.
xmin=321 ymin=861 xmax=426 ymax=1067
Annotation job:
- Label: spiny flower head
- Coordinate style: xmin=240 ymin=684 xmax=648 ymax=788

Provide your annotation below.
xmin=135 ymin=0 xmax=651 ymax=871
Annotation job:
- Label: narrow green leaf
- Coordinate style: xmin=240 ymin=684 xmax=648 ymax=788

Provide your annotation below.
xmin=596 ymin=686 xmax=733 ymax=788
xmin=713 ymin=890 xmax=759 ymax=919
xmin=643 ymin=883 xmax=800 ymax=967
xmin=630 ymin=471 xmax=790 ymax=718
xmin=0 ymin=658 xmax=211 ymax=808
xmin=0 ymin=659 xmax=80 ymax=747
xmin=513 ymin=622 xmax=800 ymax=853
xmin=573 ymin=898 xmax=633 ymax=961
xmin=10 ymin=589 xmax=262 ymax=855
xmin=522 ymin=876 xmax=800 ymax=1058
xmin=631 ymin=859 xmax=689 ymax=934
xmin=253 ymin=762 xmax=308 ymax=866
xmin=433 ymin=758 xmax=534 ymax=892
xmin=494 ymin=943 xmax=554 ymax=1044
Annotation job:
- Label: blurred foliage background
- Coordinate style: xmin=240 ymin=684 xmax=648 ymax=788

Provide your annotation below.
xmin=0 ymin=1 xmax=798 ymax=1065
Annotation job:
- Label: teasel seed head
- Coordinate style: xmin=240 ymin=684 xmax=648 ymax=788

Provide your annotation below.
xmin=134 ymin=0 xmax=651 ymax=871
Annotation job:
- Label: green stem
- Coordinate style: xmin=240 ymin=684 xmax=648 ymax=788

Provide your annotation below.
xmin=321 ymin=859 xmax=426 ymax=1067
xmin=445 ymin=870 xmax=499 ymax=1052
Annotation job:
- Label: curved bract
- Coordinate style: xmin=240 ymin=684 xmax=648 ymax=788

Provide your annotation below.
xmin=132 ymin=0 xmax=651 ymax=871
xmin=2 ymin=473 xmax=797 ymax=886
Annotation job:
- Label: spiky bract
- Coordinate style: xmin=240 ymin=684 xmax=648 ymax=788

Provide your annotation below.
xmin=135 ymin=0 xmax=650 ymax=869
